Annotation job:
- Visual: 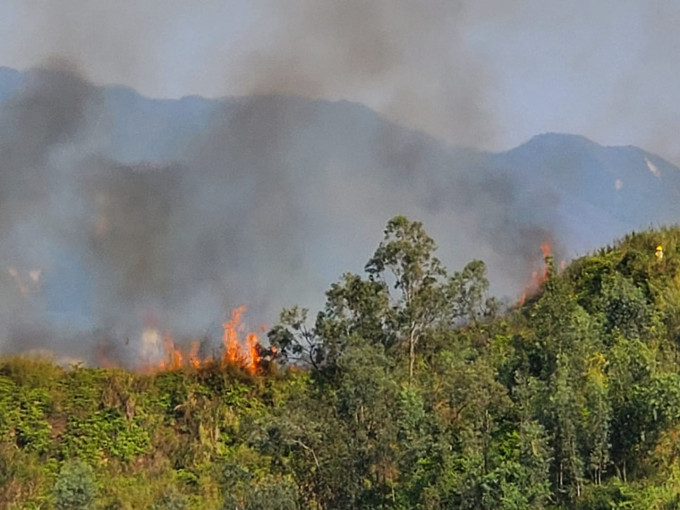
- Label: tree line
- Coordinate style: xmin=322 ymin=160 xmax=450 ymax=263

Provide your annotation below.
xmin=3 ymin=216 xmax=680 ymax=508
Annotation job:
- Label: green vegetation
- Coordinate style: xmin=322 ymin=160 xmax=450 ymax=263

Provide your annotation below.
xmin=3 ymin=217 xmax=680 ymax=508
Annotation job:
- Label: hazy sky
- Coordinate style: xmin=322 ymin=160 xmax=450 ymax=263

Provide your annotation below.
xmin=1 ymin=1 xmax=679 ymax=160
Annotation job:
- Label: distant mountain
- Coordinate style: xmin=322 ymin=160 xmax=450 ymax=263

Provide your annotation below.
xmin=495 ymin=133 xmax=680 ymax=255
xmin=93 ymin=81 xmax=680 ymax=263
xmin=0 ymin=66 xmax=679 ymax=352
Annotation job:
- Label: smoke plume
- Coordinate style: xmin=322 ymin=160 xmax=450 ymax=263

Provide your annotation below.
xmin=0 ymin=65 xmax=562 ymax=364
xmin=5 ymin=0 xmax=509 ymax=150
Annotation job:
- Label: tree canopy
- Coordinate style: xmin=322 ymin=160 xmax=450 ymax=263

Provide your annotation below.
xmin=3 ymin=218 xmax=680 ymax=509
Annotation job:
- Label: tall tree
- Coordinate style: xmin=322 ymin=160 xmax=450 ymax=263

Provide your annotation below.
xmin=365 ymin=215 xmax=447 ymax=381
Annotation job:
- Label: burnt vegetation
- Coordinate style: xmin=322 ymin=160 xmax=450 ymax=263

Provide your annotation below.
xmin=3 ymin=217 xmax=680 ymax=509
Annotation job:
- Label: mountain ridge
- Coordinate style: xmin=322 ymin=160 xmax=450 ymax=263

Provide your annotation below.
xmin=0 ymin=66 xmax=679 ymax=345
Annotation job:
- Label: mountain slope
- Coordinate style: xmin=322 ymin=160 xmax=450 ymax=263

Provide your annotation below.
xmin=493 ymin=133 xmax=680 ymax=255
xmin=4 ymin=225 xmax=680 ymax=508
xmin=0 ymin=67 xmax=679 ymax=357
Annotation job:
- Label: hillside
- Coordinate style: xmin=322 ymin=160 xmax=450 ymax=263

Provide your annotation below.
xmin=1 ymin=67 xmax=679 ymax=363
xmin=496 ymin=133 xmax=680 ymax=255
xmin=3 ymin=219 xmax=680 ymax=509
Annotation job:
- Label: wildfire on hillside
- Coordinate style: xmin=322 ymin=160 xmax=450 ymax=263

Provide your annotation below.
xmin=135 ymin=306 xmax=263 ymax=374
xmin=518 ymin=241 xmax=553 ymax=306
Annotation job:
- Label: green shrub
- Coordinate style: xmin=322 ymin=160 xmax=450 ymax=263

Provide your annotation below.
xmin=151 ymin=487 xmax=188 ymax=510
xmin=53 ymin=460 xmax=97 ymax=510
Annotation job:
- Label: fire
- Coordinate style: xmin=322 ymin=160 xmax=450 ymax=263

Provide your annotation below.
xmin=222 ymin=306 xmax=262 ymax=373
xmin=541 ymin=242 xmax=551 ymax=259
xmin=159 ymin=333 xmax=183 ymax=371
xmin=223 ymin=306 xmax=243 ymax=365
xmin=189 ymin=341 xmax=201 ymax=369
xmin=518 ymin=240 xmax=553 ymax=306
xmin=246 ymin=332 xmax=261 ymax=373
xmin=135 ymin=306 xmax=263 ymax=374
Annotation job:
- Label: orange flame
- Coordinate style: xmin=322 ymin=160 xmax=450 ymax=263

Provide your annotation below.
xmin=189 ymin=341 xmax=201 ymax=369
xmin=126 ymin=306 xmax=263 ymax=374
xmin=221 ymin=306 xmax=261 ymax=373
xmin=246 ymin=332 xmax=261 ymax=373
xmin=518 ymin=240 xmax=553 ymax=306
xmin=540 ymin=242 xmax=551 ymax=259
xmin=160 ymin=333 xmax=183 ymax=371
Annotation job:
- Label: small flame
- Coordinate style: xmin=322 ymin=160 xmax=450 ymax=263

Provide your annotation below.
xmin=221 ymin=306 xmax=261 ymax=374
xmin=518 ymin=240 xmax=553 ymax=305
xmin=246 ymin=332 xmax=261 ymax=373
xmin=223 ymin=306 xmax=244 ymax=365
xmin=540 ymin=242 xmax=551 ymax=259
xmin=161 ymin=333 xmax=183 ymax=371
xmin=189 ymin=341 xmax=201 ymax=369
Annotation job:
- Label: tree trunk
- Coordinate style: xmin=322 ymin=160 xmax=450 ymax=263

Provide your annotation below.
xmin=408 ymin=326 xmax=417 ymax=383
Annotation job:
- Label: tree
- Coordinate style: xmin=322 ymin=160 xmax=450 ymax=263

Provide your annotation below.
xmin=600 ymin=273 xmax=653 ymax=340
xmin=267 ymin=306 xmax=326 ymax=369
xmin=448 ymin=259 xmax=498 ymax=325
xmin=365 ymin=215 xmax=447 ymax=381
xmin=269 ymin=216 xmax=494 ymax=386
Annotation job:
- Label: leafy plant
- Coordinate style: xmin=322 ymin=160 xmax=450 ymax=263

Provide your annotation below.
xmin=53 ymin=460 xmax=97 ymax=510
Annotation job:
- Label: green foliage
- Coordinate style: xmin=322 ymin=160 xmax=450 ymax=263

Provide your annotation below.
xmin=150 ymin=487 xmax=188 ymax=510
xmin=0 ymin=375 xmax=19 ymax=439
xmin=53 ymin=460 xmax=97 ymax=510
xmin=223 ymin=479 xmax=299 ymax=510
xmin=61 ymin=408 xmax=150 ymax=462
xmin=4 ymin=220 xmax=680 ymax=509
xmin=16 ymin=387 xmax=52 ymax=454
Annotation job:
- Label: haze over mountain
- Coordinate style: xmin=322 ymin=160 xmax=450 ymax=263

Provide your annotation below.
xmin=0 ymin=66 xmax=678 ymax=361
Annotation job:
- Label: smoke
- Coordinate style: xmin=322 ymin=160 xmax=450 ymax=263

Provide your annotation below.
xmin=1 ymin=2 xmax=677 ymax=370
xmin=0 ymin=65 xmax=562 ymax=364
xmin=4 ymin=1 xmax=680 ymax=165
xmin=223 ymin=0 xmax=507 ymax=149
xmin=0 ymin=0 xmax=575 ymax=364
xmin=0 ymin=65 xmax=95 ymax=352
xmin=4 ymin=0 xmax=508 ymax=150
xmin=0 ymin=73 xmax=333 ymax=361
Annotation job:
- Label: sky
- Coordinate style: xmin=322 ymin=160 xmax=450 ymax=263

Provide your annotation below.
xmin=1 ymin=1 xmax=679 ymax=161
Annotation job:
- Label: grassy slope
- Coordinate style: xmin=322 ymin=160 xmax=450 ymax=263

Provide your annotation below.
xmin=3 ymin=226 xmax=680 ymax=509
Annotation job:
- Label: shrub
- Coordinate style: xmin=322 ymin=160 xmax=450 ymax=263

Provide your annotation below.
xmin=53 ymin=460 xmax=97 ymax=510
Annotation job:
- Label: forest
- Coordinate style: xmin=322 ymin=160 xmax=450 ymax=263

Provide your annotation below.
xmin=3 ymin=215 xmax=680 ymax=509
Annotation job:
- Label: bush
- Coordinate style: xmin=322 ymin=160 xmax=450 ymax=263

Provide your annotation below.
xmin=151 ymin=487 xmax=188 ymax=510
xmin=53 ymin=460 xmax=97 ymax=510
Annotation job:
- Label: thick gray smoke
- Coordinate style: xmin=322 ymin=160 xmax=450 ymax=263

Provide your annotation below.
xmin=0 ymin=66 xmax=96 ymax=355
xmin=4 ymin=1 xmax=680 ymax=164
xmin=0 ymin=0 xmax=564 ymax=367
xmin=6 ymin=0 xmax=508 ymax=150
xmin=223 ymin=0 xmax=507 ymax=149
xmin=0 ymin=66 xmax=561 ymax=364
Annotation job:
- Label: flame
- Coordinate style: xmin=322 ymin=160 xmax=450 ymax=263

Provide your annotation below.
xmin=130 ymin=306 xmax=263 ymax=374
xmin=161 ymin=333 xmax=183 ymax=371
xmin=223 ymin=306 xmax=244 ymax=365
xmin=221 ymin=306 xmax=261 ymax=373
xmin=518 ymin=240 xmax=553 ymax=306
xmin=246 ymin=332 xmax=261 ymax=373
xmin=189 ymin=341 xmax=201 ymax=369
xmin=540 ymin=242 xmax=551 ymax=259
